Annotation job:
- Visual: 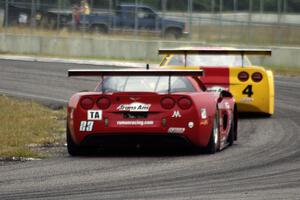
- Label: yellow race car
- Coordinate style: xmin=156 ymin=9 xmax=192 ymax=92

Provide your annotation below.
xmin=159 ymin=47 xmax=274 ymax=116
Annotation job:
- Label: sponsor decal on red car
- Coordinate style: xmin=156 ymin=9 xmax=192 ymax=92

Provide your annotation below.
xmin=116 ymin=120 xmax=154 ymax=126
xmin=117 ymin=102 xmax=151 ymax=112
xmin=168 ymin=127 xmax=185 ymax=134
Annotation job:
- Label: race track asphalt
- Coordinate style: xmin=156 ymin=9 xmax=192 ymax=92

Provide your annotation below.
xmin=0 ymin=60 xmax=299 ymax=200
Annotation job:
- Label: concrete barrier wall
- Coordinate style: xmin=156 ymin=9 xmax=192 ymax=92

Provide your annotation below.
xmin=0 ymin=33 xmax=299 ymax=68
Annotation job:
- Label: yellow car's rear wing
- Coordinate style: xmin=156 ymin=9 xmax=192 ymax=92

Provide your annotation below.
xmin=158 ymin=48 xmax=272 ymax=67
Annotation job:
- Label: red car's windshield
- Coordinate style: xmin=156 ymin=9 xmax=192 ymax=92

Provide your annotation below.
xmin=96 ymin=76 xmax=196 ymax=93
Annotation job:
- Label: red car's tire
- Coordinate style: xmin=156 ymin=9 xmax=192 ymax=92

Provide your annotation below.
xmin=66 ymin=126 xmax=82 ymax=156
xmin=205 ymin=109 xmax=220 ymax=154
xmin=227 ymin=114 xmax=235 ymax=146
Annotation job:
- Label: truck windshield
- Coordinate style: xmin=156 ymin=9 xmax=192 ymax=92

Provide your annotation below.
xmin=167 ymin=55 xmax=251 ymax=67
xmin=96 ymin=76 xmax=196 ymax=93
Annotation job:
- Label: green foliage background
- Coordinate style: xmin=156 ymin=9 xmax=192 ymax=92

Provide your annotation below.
xmin=98 ymin=0 xmax=299 ymax=12
xmin=0 ymin=0 xmax=300 ymax=13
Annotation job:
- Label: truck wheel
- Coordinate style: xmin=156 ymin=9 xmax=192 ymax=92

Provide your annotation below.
xmin=164 ymin=28 xmax=181 ymax=39
xmin=92 ymin=25 xmax=108 ymax=34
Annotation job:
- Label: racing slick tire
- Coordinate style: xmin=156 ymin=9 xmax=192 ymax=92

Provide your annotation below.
xmin=66 ymin=126 xmax=83 ymax=156
xmin=227 ymin=114 xmax=235 ymax=146
xmin=205 ymin=109 xmax=220 ymax=154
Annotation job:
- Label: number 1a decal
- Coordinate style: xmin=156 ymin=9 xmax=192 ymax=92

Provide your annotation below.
xmin=80 ymin=121 xmax=94 ymax=132
xmin=243 ymin=85 xmax=253 ymax=97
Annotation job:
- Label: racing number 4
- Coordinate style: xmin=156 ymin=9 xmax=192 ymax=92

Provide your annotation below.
xmin=243 ymin=85 xmax=253 ymax=97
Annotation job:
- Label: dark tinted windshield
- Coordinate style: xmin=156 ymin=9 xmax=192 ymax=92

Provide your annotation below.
xmin=167 ymin=55 xmax=251 ymax=67
xmin=96 ymin=76 xmax=196 ymax=93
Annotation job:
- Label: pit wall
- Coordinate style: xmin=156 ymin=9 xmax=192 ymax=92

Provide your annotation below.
xmin=0 ymin=33 xmax=299 ymax=68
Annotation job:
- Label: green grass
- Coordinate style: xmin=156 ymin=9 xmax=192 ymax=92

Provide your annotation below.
xmin=2 ymin=23 xmax=300 ymax=46
xmin=190 ymin=24 xmax=300 ymax=46
xmin=0 ymin=95 xmax=65 ymax=158
xmin=0 ymin=26 xmax=162 ymax=41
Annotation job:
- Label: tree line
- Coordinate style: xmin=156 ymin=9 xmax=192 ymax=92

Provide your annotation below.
xmin=1 ymin=0 xmax=300 ymax=13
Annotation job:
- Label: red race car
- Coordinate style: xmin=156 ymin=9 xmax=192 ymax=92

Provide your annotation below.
xmin=67 ymin=69 xmax=238 ymax=155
